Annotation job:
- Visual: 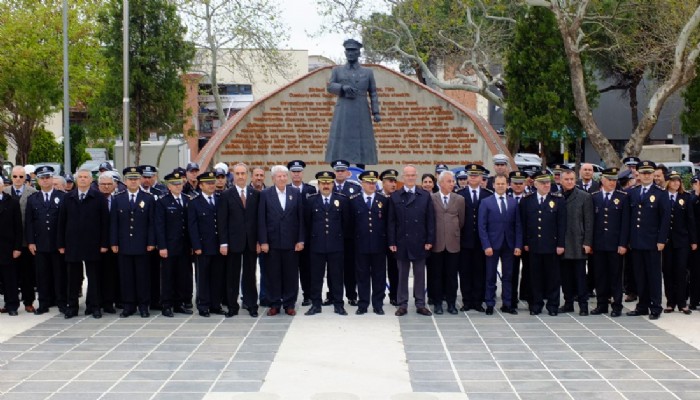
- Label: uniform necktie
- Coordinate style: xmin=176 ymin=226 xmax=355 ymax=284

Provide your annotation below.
xmin=45 ymin=192 xmax=50 ymax=204
xmin=584 ymin=184 xmax=589 ymax=191
xmin=176 ymin=197 xmax=182 ymax=207
xmin=604 ymin=192 xmax=610 ymax=206
xmin=472 ymin=190 xmax=477 ymax=204
xmin=641 ymin=187 xmax=647 ymax=198
xmin=366 ymin=196 xmax=372 ymax=209
xmin=240 ymin=189 xmax=246 ymax=208
xmin=79 ymin=193 xmax=85 ymax=202
xmin=540 ymin=196 xmax=544 ymax=205
xmin=671 ymin=194 xmax=676 ymax=203
xmin=130 ymin=194 xmax=136 ymax=206
xmin=499 ymin=196 xmax=506 ymax=214
xmin=208 ymin=196 xmax=214 ymax=207
xmin=15 ymin=189 xmax=20 ymax=197
xmin=443 ymin=195 xmax=448 ymax=207
xmin=516 ymin=196 xmax=521 ymax=204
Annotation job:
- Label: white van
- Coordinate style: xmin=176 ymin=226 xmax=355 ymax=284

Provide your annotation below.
xmin=662 ymin=161 xmax=695 ymax=176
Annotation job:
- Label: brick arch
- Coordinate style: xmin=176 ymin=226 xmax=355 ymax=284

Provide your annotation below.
xmin=197 ymin=64 xmax=513 ymax=176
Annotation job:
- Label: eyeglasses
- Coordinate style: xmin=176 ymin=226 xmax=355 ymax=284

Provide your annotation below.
xmin=98 ymin=183 xmax=114 ymax=186
xmin=12 ymin=175 xmax=25 ymax=178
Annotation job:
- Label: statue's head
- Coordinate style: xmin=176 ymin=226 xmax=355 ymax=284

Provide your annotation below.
xmin=343 ymin=39 xmax=362 ymax=63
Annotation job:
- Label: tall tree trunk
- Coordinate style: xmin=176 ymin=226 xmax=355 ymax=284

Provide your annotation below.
xmin=135 ymin=94 xmax=142 ymax=165
xmin=629 ymin=72 xmax=642 ymax=130
xmin=205 ymin=2 xmax=226 ymax=125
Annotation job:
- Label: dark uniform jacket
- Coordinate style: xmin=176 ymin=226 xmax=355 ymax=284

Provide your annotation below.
xmin=25 ymin=190 xmax=65 ymax=252
xmin=350 ymin=192 xmax=388 ymax=254
xmin=0 ymin=194 xmax=23 ymax=265
xmin=520 ymin=192 xmax=567 ymax=254
xmin=110 ymin=190 xmax=156 ymax=255
xmin=334 ymin=181 xmax=361 ymax=197
xmin=217 ymin=186 xmax=259 ymax=253
xmin=188 ymin=193 xmax=220 ymax=256
xmin=668 ymin=191 xmax=697 ymax=248
xmin=457 ymin=186 xmax=493 ymax=249
xmin=387 ymin=187 xmax=435 ymax=261
xmin=155 ymin=193 xmax=190 ymax=255
xmin=627 ymin=184 xmax=671 ymax=250
xmin=257 ymin=186 xmax=305 ymax=250
xmin=57 ymin=189 xmax=110 ymax=262
xmin=304 ymin=193 xmax=350 ymax=254
xmin=576 ymin=179 xmax=600 ymax=193
xmin=591 ymin=189 xmax=630 ymax=252
xmin=288 ymin=182 xmax=317 ymax=201
xmin=562 ymin=188 xmax=594 ymax=260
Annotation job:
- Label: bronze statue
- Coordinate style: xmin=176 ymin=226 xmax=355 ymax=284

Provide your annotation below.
xmin=325 ymin=39 xmax=381 ymax=166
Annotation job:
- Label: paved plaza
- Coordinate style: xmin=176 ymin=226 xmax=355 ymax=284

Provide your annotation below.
xmin=2 ymin=294 xmax=700 ymax=400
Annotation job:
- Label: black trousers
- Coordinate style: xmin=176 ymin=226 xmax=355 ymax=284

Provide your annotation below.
xmin=528 ymin=252 xmax=561 ymax=313
xmin=623 ymin=253 xmax=636 ymax=296
xmin=386 ymin=251 xmax=398 ymax=302
xmin=17 ymin=248 xmax=35 ymax=306
xmin=0 ymin=261 xmax=19 ymax=311
xmin=310 ymin=251 xmax=343 ymax=307
xmin=35 ymin=251 xmax=65 ymax=311
xmin=298 ymin=247 xmax=312 ymax=301
xmin=195 ymin=254 xmax=225 ymax=312
xmin=101 ymin=250 xmax=119 ymax=309
xmin=459 ymin=248 xmax=486 ymax=308
xmin=356 ymin=252 xmax=386 ymax=310
xmin=161 ymin=254 xmax=192 ymax=309
xmin=118 ymin=254 xmax=150 ymax=313
xmin=65 ymin=261 xmax=85 ymax=313
xmin=689 ymin=249 xmax=700 ymax=307
xmin=429 ymin=251 xmax=459 ymax=306
xmin=226 ymin=250 xmax=258 ymax=312
xmin=586 ymin=254 xmax=596 ymax=294
xmin=593 ymin=250 xmax=623 ymax=312
xmin=519 ymin=251 xmax=533 ymax=304
xmin=343 ymin=240 xmax=357 ymax=301
xmin=512 ymin=254 xmax=522 ymax=307
xmin=662 ymin=245 xmax=690 ymax=309
xmin=265 ymin=249 xmax=299 ymax=309
xmin=632 ymin=249 xmax=662 ymax=315
xmin=560 ymin=259 xmax=588 ymax=307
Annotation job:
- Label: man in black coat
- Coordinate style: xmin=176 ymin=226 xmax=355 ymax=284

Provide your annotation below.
xmin=189 ymin=171 xmax=225 ymax=317
xmin=218 ymin=163 xmax=260 ymax=318
xmin=155 ymin=172 xmax=193 ymax=317
xmin=287 ymin=160 xmax=317 ymax=306
xmin=139 ymin=165 xmax=164 ymax=310
xmin=258 ymin=165 xmax=305 ymax=316
xmin=25 ymin=165 xmax=66 ymax=315
xmin=0 ymin=176 xmax=23 ymax=316
xmin=110 ymin=167 xmax=156 ymax=318
xmin=57 ymin=169 xmax=110 ymax=318
xmin=331 ymin=159 xmax=361 ymax=306
xmin=388 ymin=165 xmax=435 ymax=316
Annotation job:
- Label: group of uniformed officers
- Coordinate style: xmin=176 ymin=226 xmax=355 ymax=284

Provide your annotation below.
xmin=0 ymin=154 xmax=696 ymax=321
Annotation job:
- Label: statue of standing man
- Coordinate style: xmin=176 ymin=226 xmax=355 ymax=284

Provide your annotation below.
xmin=325 ymin=39 xmax=381 ymax=167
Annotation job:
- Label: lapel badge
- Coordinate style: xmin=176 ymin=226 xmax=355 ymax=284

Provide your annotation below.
xmin=334 ymin=199 xmax=340 ymax=207
xmin=549 ymin=200 xmax=555 ymax=209
xmin=680 ymin=199 xmax=685 ymax=206
xmin=289 ymin=195 xmax=292 ymax=201
xmin=54 ymin=197 xmax=60 ymax=205
xmin=377 ymin=202 xmax=382 ymax=209
xmin=139 ymin=200 xmax=145 ymax=208
xmin=649 ymin=195 xmax=655 ymax=203
xmin=349 ymin=187 xmax=354 ymax=193
xmin=613 ymin=198 xmax=620 ymax=205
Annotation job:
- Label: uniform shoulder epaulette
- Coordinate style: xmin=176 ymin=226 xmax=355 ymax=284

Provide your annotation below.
xmin=349 ymin=193 xmax=361 ymax=200
xmin=347 ymin=180 xmax=361 ymax=187
xmin=335 ymin=192 xmax=347 ymax=198
xmin=615 ymin=190 xmax=628 ymax=195
xmin=654 ymin=184 xmax=665 ymax=190
xmin=182 ymin=192 xmax=194 ymax=200
xmin=140 ymin=190 xmax=154 ymax=196
xmin=114 ymin=190 xmax=127 ymax=196
xmin=307 ymin=192 xmax=319 ymax=198
xmin=161 ymin=192 xmax=173 ymax=199
xmin=591 ymin=190 xmax=601 ymax=195
xmin=522 ymin=192 xmax=535 ymax=198
xmin=550 ymin=192 xmax=563 ymax=197
xmin=375 ymin=192 xmax=387 ymax=199
xmin=482 ymin=188 xmax=494 ymax=194
xmin=189 ymin=191 xmax=200 ymax=199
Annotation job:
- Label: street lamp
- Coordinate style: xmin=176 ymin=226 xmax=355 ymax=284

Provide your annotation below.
xmin=123 ymin=0 xmax=130 ymax=167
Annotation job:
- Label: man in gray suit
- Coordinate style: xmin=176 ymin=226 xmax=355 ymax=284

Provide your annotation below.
xmin=559 ymin=168 xmax=594 ymax=316
xmin=430 ymin=171 xmax=465 ymax=315
xmin=3 ymin=166 xmax=37 ymax=313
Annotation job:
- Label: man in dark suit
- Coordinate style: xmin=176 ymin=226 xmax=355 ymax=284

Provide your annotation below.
xmin=380 ymin=169 xmax=399 ymax=306
xmin=478 ymin=174 xmax=522 ymax=315
xmin=26 ymin=165 xmax=66 ymax=315
xmin=155 ymin=172 xmax=193 ymax=317
xmin=258 ymin=165 xmax=305 ymax=316
xmin=351 ymin=170 xmax=389 ymax=315
xmin=388 ymin=164 xmax=435 ymax=316
xmin=57 ymin=169 xmax=110 ymax=318
xmin=430 ymin=170 xmax=464 ymax=315
xmin=520 ymin=171 xmax=567 ymax=316
xmin=304 ymin=171 xmax=350 ymax=316
xmin=189 ymin=171 xmax=225 ymax=317
xmin=331 ymin=159 xmax=361 ymax=306
xmin=218 ymin=163 xmax=260 ymax=318
xmin=591 ymin=168 xmax=630 ymax=317
xmin=139 ymin=165 xmax=164 ymax=311
xmin=576 ymin=163 xmax=601 ymax=193
xmin=626 ymin=161 xmax=671 ymax=320
xmin=507 ymin=171 xmax=529 ymax=309
xmin=0 ymin=176 xmax=23 ymax=316
xmin=110 ymin=167 xmax=156 ymax=318
xmin=287 ymin=160 xmax=317 ymax=306
xmin=97 ymin=173 xmax=120 ymax=313
xmin=456 ymin=164 xmax=493 ymax=312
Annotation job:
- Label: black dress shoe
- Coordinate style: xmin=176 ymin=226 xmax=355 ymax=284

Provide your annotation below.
xmin=500 ymin=306 xmax=518 ymax=315
xmin=210 ymin=308 xmax=226 ymax=315
xmin=225 ymin=309 xmax=238 ymax=318
xmin=85 ymin=309 xmax=93 ymax=316
xmin=395 ymin=308 xmax=407 ymax=316
xmin=579 ymin=310 xmax=589 ymax=316
xmin=199 ymin=310 xmax=210 ymax=317
xmin=305 ymin=306 xmax=322 ymax=316
xmin=459 ymin=305 xmax=469 ymax=312
xmin=119 ymin=311 xmax=131 ymax=318
xmin=162 ymin=308 xmax=174 ymax=317
xmin=301 ymin=299 xmax=311 ymax=307
xmin=626 ymin=310 xmax=648 ymax=316
xmin=356 ymin=308 xmax=367 ymax=315
xmin=434 ymin=305 xmax=443 ymax=315
xmin=173 ymin=306 xmax=193 ymax=315
xmin=485 ymin=306 xmax=494 ymax=315
xmin=249 ymin=309 xmax=259 ymax=318
xmin=93 ymin=311 xmax=102 ymax=319
xmin=334 ymin=306 xmax=348 ymax=316
xmin=610 ymin=310 xmax=621 ymax=317
xmin=389 ymin=299 xmax=398 ymax=306
xmin=445 ymin=304 xmax=457 ymax=314
xmin=558 ymin=304 xmax=574 ymax=313
xmin=103 ymin=307 xmax=117 ymax=314
xmin=34 ymin=307 xmax=49 ymax=315
xmin=681 ymin=308 xmax=692 ymax=315
xmin=183 ymin=303 xmax=194 ymax=309
xmin=64 ymin=310 xmax=74 ymax=319
xmin=473 ymin=305 xmax=485 ymax=312
xmin=649 ymin=313 xmax=660 ymax=320
xmin=416 ymin=307 xmax=432 ymax=316
xmin=348 ymin=299 xmax=358 ymax=307
xmin=140 ymin=311 xmax=150 ymax=318
xmin=8 ymin=310 xmax=18 ymax=316
xmin=548 ymin=310 xmax=558 ymax=316
xmin=590 ymin=307 xmax=608 ymax=315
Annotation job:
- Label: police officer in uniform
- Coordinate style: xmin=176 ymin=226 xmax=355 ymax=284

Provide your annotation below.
xmin=188 ymin=171 xmax=226 ymax=317
xmin=626 ymin=161 xmax=671 ymax=320
xmin=140 ymin=165 xmax=164 ymax=310
xmin=304 ymin=171 xmax=350 ymax=316
xmin=287 ymin=160 xmax=317 ymax=306
xmin=26 ymin=166 xmax=66 ymax=315
xmin=183 ymin=162 xmax=201 ymax=196
xmin=350 ymin=170 xmax=389 ymax=315
xmin=331 ymin=159 xmax=361 ymax=306
xmin=380 ymin=169 xmax=399 ymax=306
xmin=110 ymin=167 xmax=157 ymax=318
xmin=519 ymin=171 xmax=566 ymax=316
xmin=508 ymin=171 xmax=530 ymax=309
xmin=155 ymin=172 xmax=193 ymax=317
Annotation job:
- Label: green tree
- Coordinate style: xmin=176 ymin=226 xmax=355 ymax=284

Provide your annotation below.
xmin=682 ymin=63 xmax=700 ymax=137
xmin=93 ymin=0 xmax=195 ymax=164
xmin=69 ymin=125 xmax=91 ymax=172
xmin=28 ymin=128 xmax=63 ymax=164
xmin=0 ymin=0 xmax=105 ymax=165
xmin=504 ymin=7 xmax=595 ymax=167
